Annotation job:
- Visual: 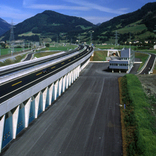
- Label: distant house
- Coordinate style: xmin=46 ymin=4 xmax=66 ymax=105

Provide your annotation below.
xmin=154 ymin=45 xmax=156 ymax=49
xmin=109 ymin=48 xmax=135 ymax=73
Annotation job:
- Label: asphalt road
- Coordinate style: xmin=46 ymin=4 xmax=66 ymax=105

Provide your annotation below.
xmin=140 ymin=54 xmax=155 ymax=74
xmin=23 ymin=53 xmax=33 ymax=61
xmin=2 ymin=62 xmax=123 ymax=156
xmin=130 ymin=58 xmax=141 ymax=74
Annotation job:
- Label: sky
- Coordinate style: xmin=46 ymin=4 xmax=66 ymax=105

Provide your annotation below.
xmin=0 ymin=0 xmax=156 ymax=25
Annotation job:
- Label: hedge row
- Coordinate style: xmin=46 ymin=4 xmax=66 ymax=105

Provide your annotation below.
xmin=121 ymin=74 xmax=156 ymax=156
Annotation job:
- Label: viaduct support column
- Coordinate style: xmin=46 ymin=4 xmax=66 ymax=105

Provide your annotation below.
xmin=24 ymin=98 xmax=31 ymax=128
xmin=12 ymin=106 xmax=19 ymax=139
xmin=35 ymin=92 xmax=41 ymax=119
xmin=49 ymin=84 xmax=53 ymax=105
xmin=0 ymin=115 xmax=5 ymax=153
xmin=42 ymin=87 xmax=48 ymax=112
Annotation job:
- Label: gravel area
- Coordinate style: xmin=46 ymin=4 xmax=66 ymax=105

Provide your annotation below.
xmin=137 ymin=74 xmax=156 ymax=115
xmin=137 ymin=74 xmax=156 ymax=97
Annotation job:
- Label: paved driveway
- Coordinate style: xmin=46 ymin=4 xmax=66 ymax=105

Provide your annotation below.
xmin=3 ymin=62 xmax=124 ymax=156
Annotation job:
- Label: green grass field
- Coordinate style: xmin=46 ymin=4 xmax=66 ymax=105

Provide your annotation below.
xmin=34 ymin=51 xmax=60 ymax=58
xmin=91 ymin=50 xmax=107 ymax=61
xmin=120 ymin=74 xmax=156 ymax=156
xmin=117 ymin=24 xmax=147 ymax=34
xmin=95 ymin=44 xmax=136 ymax=50
xmin=0 ymin=44 xmax=78 ymax=66
xmin=137 ymin=49 xmax=156 ymax=55
xmin=39 ymin=44 xmax=77 ymax=52
xmin=0 ymin=48 xmax=30 ymax=56
xmin=135 ymin=52 xmax=149 ymax=71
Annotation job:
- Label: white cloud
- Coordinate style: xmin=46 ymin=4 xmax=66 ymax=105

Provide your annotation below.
xmin=23 ymin=0 xmax=37 ymax=6
xmin=27 ymin=4 xmax=89 ymax=11
xmin=65 ymin=0 xmax=127 ymax=14
xmin=0 ymin=5 xmax=33 ymax=24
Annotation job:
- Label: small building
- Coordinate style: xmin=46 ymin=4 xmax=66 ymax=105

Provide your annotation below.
xmin=154 ymin=45 xmax=156 ymax=49
xmin=109 ymin=48 xmax=135 ymax=73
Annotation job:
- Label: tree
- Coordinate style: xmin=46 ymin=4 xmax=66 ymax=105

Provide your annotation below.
xmin=0 ymin=43 xmax=7 ymax=48
xmin=45 ymin=43 xmax=50 ymax=47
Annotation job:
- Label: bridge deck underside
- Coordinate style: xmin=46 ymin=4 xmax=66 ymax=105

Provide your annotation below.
xmin=3 ymin=63 xmax=123 ymax=156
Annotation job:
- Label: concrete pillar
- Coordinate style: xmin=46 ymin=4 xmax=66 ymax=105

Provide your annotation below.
xmin=70 ymin=71 xmax=72 ymax=85
xmin=71 ymin=71 xmax=73 ymax=84
xmin=63 ymin=76 xmax=66 ymax=92
xmin=78 ymin=66 xmax=80 ymax=77
xmin=54 ymin=81 xmax=58 ymax=100
xmin=0 ymin=115 xmax=5 ymax=153
xmin=59 ymin=78 xmax=62 ymax=96
xmin=42 ymin=87 xmax=48 ymax=112
xmin=75 ymin=67 xmax=78 ymax=79
xmin=35 ymin=92 xmax=41 ymax=119
xmin=81 ymin=60 xmax=89 ymax=71
xmin=66 ymin=73 xmax=69 ymax=89
xmin=49 ymin=84 xmax=54 ymax=105
xmin=12 ymin=106 xmax=20 ymax=139
xmin=73 ymin=69 xmax=76 ymax=82
xmin=69 ymin=72 xmax=71 ymax=86
xmin=24 ymin=98 xmax=31 ymax=128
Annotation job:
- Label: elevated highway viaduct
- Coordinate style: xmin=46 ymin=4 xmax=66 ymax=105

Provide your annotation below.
xmin=0 ymin=45 xmax=94 ymax=152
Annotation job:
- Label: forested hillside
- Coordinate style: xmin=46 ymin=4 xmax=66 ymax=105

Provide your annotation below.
xmin=93 ymin=2 xmax=156 ymax=44
xmin=1 ymin=2 xmax=156 ymax=45
xmin=1 ymin=10 xmax=95 ymax=41
xmin=0 ymin=18 xmax=11 ymax=36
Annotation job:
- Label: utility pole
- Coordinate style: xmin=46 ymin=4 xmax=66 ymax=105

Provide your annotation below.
xmin=22 ymin=41 xmax=25 ymax=52
xmin=9 ymin=20 xmax=15 ymax=56
xmin=115 ymin=30 xmax=118 ymax=46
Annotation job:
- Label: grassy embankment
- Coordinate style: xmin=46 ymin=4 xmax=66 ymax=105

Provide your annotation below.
xmin=135 ymin=53 xmax=149 ymax=71
xmin=0 ymin=44 xmax=77 ymax=66
xmin=90 ymin=50 xmax=107 ymax=61
xmin=46 ymin=44 xmax=77 ymax=51
xmin=34 ymin=44 xmax=77 ymax=58
xmin=95 ymin=44 xmax=136 ymax=50
xmin=0 ymin=54 xmax=27 ymax=67
xmin=119 ymin=74 xmax=156 ymax=156
xmin=0 ymin=48 xmax=30 ymax=56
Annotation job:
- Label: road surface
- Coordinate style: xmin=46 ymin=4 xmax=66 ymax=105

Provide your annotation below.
xmin=2 ymin=62 xmax=123 ymax=156
xmin=23 ymin=53 xmax=33 ymax=61
xmin=140 ymin=54 xmax=155 ymax=74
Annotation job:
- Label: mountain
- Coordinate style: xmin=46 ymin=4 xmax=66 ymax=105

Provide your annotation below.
xmin=93 ymin=2 xmax=156 ymax=45
xmin=1 ymin=10 xmax=95 ymax=41
xmin=96 ymin=23 xmax=101 ymax=26
xmin=1 ymin=2 xmax=156 ymax=45
xmin=0 ymin=18 xmax=11 ymax=36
